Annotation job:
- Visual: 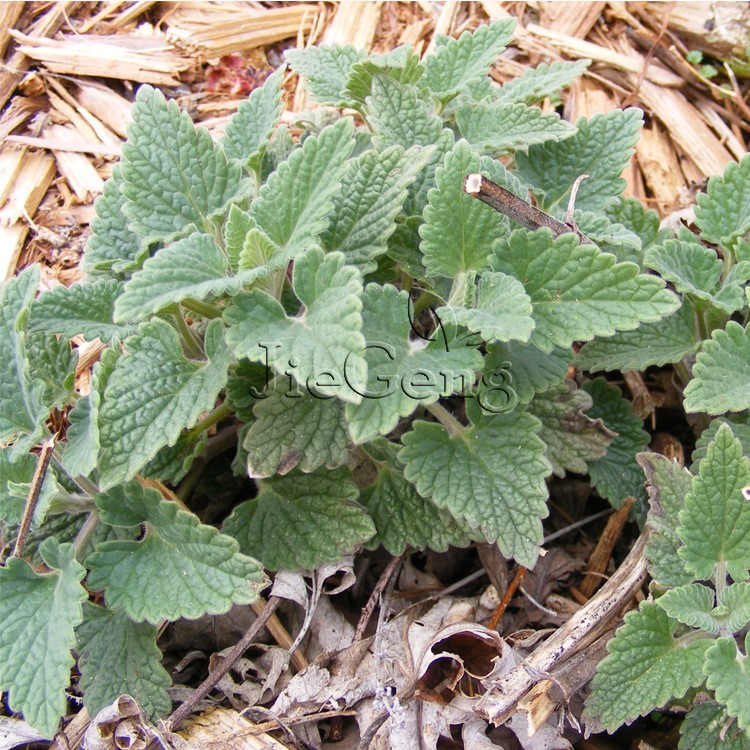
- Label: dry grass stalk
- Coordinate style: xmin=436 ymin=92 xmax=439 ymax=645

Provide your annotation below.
xmin=424 ymin=0 xmax=461 ymax=54
xmin=77 ymin=0 xmax=156 ymax=34
xmin=11 ymin=30 xmax=191 ymax=85
xmin=0 ymin=2 xmax=24 ymax=58
xmin=322 ymin=0 xmax=383 ymax=49
xmin=0 ymin=149 xmax=55 ymax=279
xmin=164 ymin=3 xmax=319 ymax=60
xmin=179 ymin=707 xmax=289 ymax=750
xmin=42 ymin=123 xmax=104 ymax=201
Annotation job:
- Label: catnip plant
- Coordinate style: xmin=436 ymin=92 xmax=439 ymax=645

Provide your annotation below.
xmin=0 ymin=19 xmax=748 ymax=746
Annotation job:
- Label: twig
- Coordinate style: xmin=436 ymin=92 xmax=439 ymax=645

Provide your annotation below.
xmin=12 ymin=435 xmax=56 ymax=559
xmin=464 ymin=174 xmax=593 ymax=245
xmin=163 ymin=595 xmax=282 ymax=733
xmin=487 ymin=565 xmax=527 ymax=630
xmin=354 ymin=552 xmax=405 ymax=642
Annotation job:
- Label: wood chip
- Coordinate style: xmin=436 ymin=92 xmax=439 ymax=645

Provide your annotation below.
xmin=42 ymin=123 xmax=104 ymax=201
xmin=75 ymin=81 xmax=133 ymax=139
xmin=12 ymin=30 xmax=191 ymax=85
xmin=0 ymin=2 xmax=23 ymax=58
xmin=322 ymin=1 xmax=383 ymax=49
xmin=538 ymin=2 xmax=606 ymax=39
xmin=0 ymin=149 xmax=55 ymax=279
xmin=179 ymin=707 xmax=289 ymax=750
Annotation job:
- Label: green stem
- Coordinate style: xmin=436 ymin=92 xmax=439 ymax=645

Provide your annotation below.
xmin=51 ymin=447 xmax=99 ymax=498
xmin=675 ymin=629 xmax=715 ymax=648
xmin=674 ymin=359 xmax=692 ymax=387
xmin=73 ymin=512 xmax=100 ymax=558
xmin=426 ymin=402 xmax=464 ymax=436
xmin=182 ymin=298 xmax=222 ymax=319
xmin=173 ymin=309 xmax=203 ymax=359
xmin=185 ymin=401 xmax=232 ymax=441
xmin=713 ymin=560 xmax=728 ymax=597
xmin=413 ymin=290 xmax=440 ymax=316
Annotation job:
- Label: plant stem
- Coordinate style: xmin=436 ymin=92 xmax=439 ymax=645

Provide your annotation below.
xmin=186 ymin=401 xmax=232 ymax=441
xmin=426 ymin=402 xmax=464 ymax=435
xmin=73 ymin=512 xmax=100 ymax=558
xmin=173 ymin=308 xmax=203 ymax=359
xmin=674 ymin=359 xmax=692 ymax=387
xmin=181 ymin=298 xmax=222 ymax=319
xmin=713 ymin=560 xmax=727 ymax=597
xmin=412 ymin=289 xmax=440 ymax=316
xmin=176 ymin=424 xmax=240 ymax=502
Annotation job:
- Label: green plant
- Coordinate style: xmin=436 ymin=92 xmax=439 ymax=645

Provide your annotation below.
xmin=0 ymin=18 xmax=747 ymax=742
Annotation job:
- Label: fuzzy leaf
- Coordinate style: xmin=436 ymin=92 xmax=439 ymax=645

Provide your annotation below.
xmin=250 ymin=117 xmax=356 ymax=257
xmin=695 ymin=154 xmax=750 ymax=250
xmin=221 ymin=66 xmax=285 ymax=166
xmin=680 ymin=704 xmax=750 ymax=750
xmin=0 ymin=539 xmax=86 ymax=738
xmin=224 ymin=204 xmax=256 ymax=273
xmin=678 ymin=424 xmax=750 ymax=581
xmin=717 ymin=582 xmax=750 ymax=632
xmin=360 ymin=439 xmax=472 ymax=554
xmin=485 ymin=341 xmax=571 ymax=407
xmin=77 ymin=603 xmax=171 ymax=721
xmin=223 ymin=468 xmax=374 ymax=571
xmin=120 ymin=86 xmax=243 ymax=242
xmin=82 ymin=166 xmax=146 ymax=274
xmin=644 ymin=238 xmax=723 ymax=301
xmin=243 ymin=378 xmax=349 ymax=478
xmin=322 ymin=144 xmax=432 ymax=268
xmin=455 ymin=102 xmax=576 ymax=155
xmin=604 ymin=197 xmax=670 ymax=258
xmin=705 ymin=635 xmax=750 ymax=732
xmin=517 ymin=108 xmax=643 ymax=212
xmin=692 ymin=417 xmax=750 ymax=469
xmin=438 ymin=272 xmax=534 ymax=344
xmin=285 ymin=45 xmax=366 ymax=106
xmin=0 ymin=266 xmax=49 ymax=446
xmin=572 ymin=211 xmax=642 ymax=256
xmin=584 ymin=602 xmax=711 ymax=733
xmin=27 ymin=278 xmax=129 ymax=343
xmin=495 ymin=59 xmax=590 ymax=105
xmin=141 ymin=431 xmax=208 ymax=485
xmin=98 ymin=319 xmax=231 ymax=490
xmin=576 ymin=301 xmax=700 ymax=372
xmin=26 ymin=333 xmax=76 ymax=409
xmin=224 ymin=248 xmax=366 ymax=404
xmin=86 ymin=481 xmax=265 ymax=622
xmin=657 ymin=583 xmax=718 ymax=633
xmin=528 ymin=380 xmax=614 ymax=478
xmin=344 ymin=46 xmax=424 ymax=104
xmin=0 ymin=447 xmax=56 ymax=527
xmin=491 ymin=229 xmax=679 ymax=353
xmin=114 ymin=234 xmax=243 ymax=322
xmin=684 ymin=322 xmax=750 ymax=415
xmin=583 ymin=378 xmax=650 ymax=510
xmin=638 ymin=451 xmax=694 ymax=588
xmin=345 ymin=284 xmax=482 ymax=444
xmin=420 ymin=140 xmax=507 ymax=277
xmin=422 ymin=21 xmax=515 ymax=101
xmin=398 ymin=410 xmax=550 ymax=567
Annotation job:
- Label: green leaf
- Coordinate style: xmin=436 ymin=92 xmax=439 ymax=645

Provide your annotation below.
xmin=344 ymin=46 xmax=424 ymax=104
xmin=604 ymin=196 xmax=671 ymax=258
xmin=141 ymin=430 xmax=208 ymax=485
xmin=321 ymin=144 xmax=432 ymax=269
xmin=398 ymin=410 xmax=550 ymax=567
xmin=695 ymin=154 xmax=750 ymax=250
xmin=638 ymin=452 xmax=694 ymax=588
xmin=98 ymin=319 xmax=231 ymax=490
xmin=677 ymin=423 xmax=750 ymax=581
xmin=221 ymin=66 xmax=285 ymax=167
xmin=224 ymin=204 xmax=256 ymax=273
xmin=86 ymin=481 xmax=265 ymax=622
xmin=27 ymin=278 xmax=129 ymax=343
xmin=244 ymin=377 xmax=349 ymax=478
xmin=584 ymin=602 xmax=711 ymax=733
xmin=517 ymin=108 xmax=643 ymax=212
xmin=717 ymin=582 xmax=750 ymax=632
xmin=528 ymin=380 xmax=615 ymax=478
xmin=705 ymin=634 xmax=750 ymax=732
xmin=572 ymin=210 xmax=642 ymax=257
xmin=420 ymin=140 xmax=507 ymax=277
xmin=422 ymin=21 xmax=515 ymax=101
xmin=225 ymin=359 xmax=269 ymax=422
xmin=713 ymin=261 xmax=750 ymax=314
xmin=0 ymin=265 xmax=49 ymax=447
xmin=0 ymin=447 xmax=56 ymax=526
xmin=0 ymin=539 xmax=87 ymax=738
xmin=360 ymin=439 xmax=472 ymax=554
xmin=366 ymin=76 xmax=444 ymax=150
xmin=82 ymin=166 xmax=146 ymax=274
xmin=693 ymin=417 xmax=750 ymax=468
xmin=576 ymin=301 xmax=701 ymax=372
xmin=455 ymin=102 xmax=576 ymax=155
xmin=438 ymin=271 xmax=534 ymax=344
xmin=680 ymin=703 xmax=750 ymax=750
xmin=223 ymin=468 xmax=374 ymax=570
xmin=495 ymin=59 xmax=590 ymax=105
xmin=345 ymin=284 xmax=482 ymax=444
xmin=485 ymin=341 xmax=571 ymax=407
xmin=26 ymin=333 xmax=77 ymax=409
xmin=644 ymin=238 xmax=723 ymax=300
xmin=77 ymin=603 xmax=171 ymax=722
xmin=285 ymin=45 xmax=366 ymax=106
xmin=582 ymin=378 xmax=650 ymax=511
xmin=250 ymin=117 xmax=356 ymax=257
xmin=657 ymin=583 xmax=718 ymax=633
xmin=684 ymin=322 xmax=750 ymax=415
xmin=114 ymin=233 xmax=241 ymax=322
xmin=491 ymin=229 xmax=679 ymax=353
xmin=225 ymin=248 xmax=366 ymax=404
xmin=120 ymin=86 xmax=244 ymax=242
